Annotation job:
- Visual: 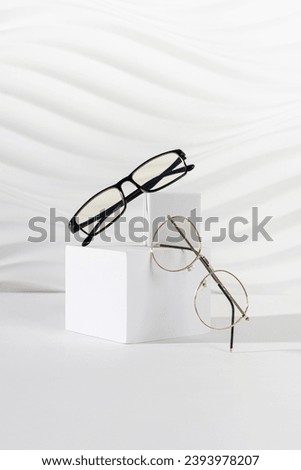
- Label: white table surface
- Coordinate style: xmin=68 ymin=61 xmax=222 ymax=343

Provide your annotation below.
xmin=0 ymin=293 xmax=300 ymax=450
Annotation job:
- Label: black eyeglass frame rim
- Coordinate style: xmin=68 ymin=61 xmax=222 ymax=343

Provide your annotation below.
xmin=69 ymin=149 xmax=190 ymax=237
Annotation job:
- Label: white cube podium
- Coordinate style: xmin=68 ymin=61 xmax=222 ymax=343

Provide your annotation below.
xmin=65 ymin=245 xmax=210 ymax=343
xmin=65 ymin=192 xmax=210 ymax=343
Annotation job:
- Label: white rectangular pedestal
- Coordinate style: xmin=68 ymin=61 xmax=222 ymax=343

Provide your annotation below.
xmin=66 ymin=245 xmax=210 ymax=343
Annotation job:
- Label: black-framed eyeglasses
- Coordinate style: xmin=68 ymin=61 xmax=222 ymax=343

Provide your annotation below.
xmin=69 ymin=149 xmax=194 ymax=246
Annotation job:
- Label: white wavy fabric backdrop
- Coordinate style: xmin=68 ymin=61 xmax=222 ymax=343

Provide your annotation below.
xmin=1 ymin=0 xmax=301 ymax=312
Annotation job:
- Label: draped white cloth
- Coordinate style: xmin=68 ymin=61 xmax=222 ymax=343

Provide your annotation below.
xmin=0 ymin=1 xmax=300 ymax=309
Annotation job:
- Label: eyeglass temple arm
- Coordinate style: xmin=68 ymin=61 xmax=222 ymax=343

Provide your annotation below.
xmin=158 ymin=226 xmax=247 ymax=322
xmin=157 ymin=242 xmax=235 ymax=350
xmin=157 ymin=243 xmax=235 ymax=350
xmin=164 ymin=218 xmax=249 ymax=340
xmin=158 ymin=236 xmax=247 ymax=318
xmin=217 ymin=283 xmax=235 ymax=351
xmin=75 ymin=159 xmax=194 ymax=234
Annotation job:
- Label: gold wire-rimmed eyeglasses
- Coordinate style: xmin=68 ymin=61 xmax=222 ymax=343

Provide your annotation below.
xmin=151 ymin=215 xmax=250 ymax=351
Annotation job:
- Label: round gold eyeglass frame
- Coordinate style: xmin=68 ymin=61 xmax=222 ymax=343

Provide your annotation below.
xmin=151 ymin=216 xmax=249 ymax=347
xmin=194 ymin=269 xmax=249 ymax=330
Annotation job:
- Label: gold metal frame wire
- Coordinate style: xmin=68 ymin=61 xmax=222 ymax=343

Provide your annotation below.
xmin=151 ymin=216 xmax=202 ymax=273
xmin=194 ymin=269 xmax=249 ymax=331
xmin=151 ymin=215 xmax=249 ymax=331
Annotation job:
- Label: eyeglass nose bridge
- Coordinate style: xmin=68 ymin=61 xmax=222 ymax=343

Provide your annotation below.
xmin=114 ymin=178 xmax=144 ymax=209
xmin=116 ymin=177 xmax=141 ymax=196
xmin=115 ymin=175 xmax=141 ymax=191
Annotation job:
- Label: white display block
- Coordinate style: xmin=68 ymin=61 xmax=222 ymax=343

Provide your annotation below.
xmin=65 ymin=245 xmax=210 ymax=343
xmin=95 ymin=192 xmax=201 ymax=246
